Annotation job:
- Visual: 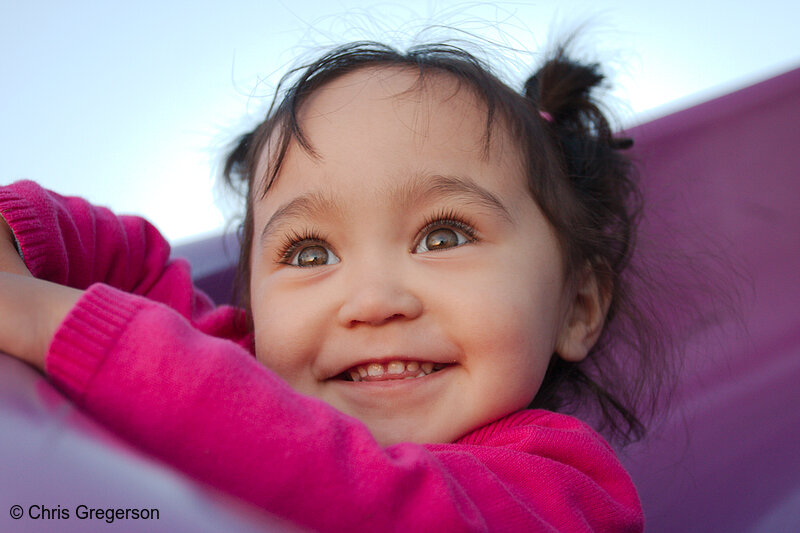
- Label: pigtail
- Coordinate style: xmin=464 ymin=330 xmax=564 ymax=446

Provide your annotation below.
xmin=524 ymin=50 xmax=632 ymax=149
xmin=524 ymin=48 xmax=640 ymax=302
xmin=531 ymin=50 xmax=641 ymax=273
xmin=523 ymin=49 xmax=657 ymax=444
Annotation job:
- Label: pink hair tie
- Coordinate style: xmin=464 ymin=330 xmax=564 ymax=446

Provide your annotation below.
xmin=539 ymin=110 xmax=553 ymax=123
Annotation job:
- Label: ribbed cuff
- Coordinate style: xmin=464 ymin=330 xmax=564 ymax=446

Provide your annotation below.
xmin=0 ymin=182 xmax=52 ymax=277
xmin=46 ymin=284 xmax=144 ymax=403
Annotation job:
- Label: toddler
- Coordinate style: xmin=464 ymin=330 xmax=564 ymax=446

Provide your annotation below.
xmin=0 ymin=42 xmax=657 ymax=531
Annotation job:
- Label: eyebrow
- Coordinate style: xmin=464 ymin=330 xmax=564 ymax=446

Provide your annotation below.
xmin=260 ymin=173 xmax=513 ymax=244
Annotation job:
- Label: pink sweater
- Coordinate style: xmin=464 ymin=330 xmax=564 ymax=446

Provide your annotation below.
xmin=0 ymin=180 xmax=644 ymax=532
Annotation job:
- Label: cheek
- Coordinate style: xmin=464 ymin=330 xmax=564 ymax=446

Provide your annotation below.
xmin=249 ymin=278 xmax=316 ymax=379
xmin=461 ymin=291 xmax=553 ymax=362
xmin=455 ymin=289 xmax=552 ymax=416
xmin=447 ymin=262 xmax=562 ymax=404
xmin=453 ymin=267 xmax=562 ymax=353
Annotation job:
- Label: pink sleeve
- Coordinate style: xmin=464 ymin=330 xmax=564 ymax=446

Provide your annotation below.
xmin=0 ymin=180 xmax=214 ymax=319
xmin=46 ymin=283 xmax=643 ymax=533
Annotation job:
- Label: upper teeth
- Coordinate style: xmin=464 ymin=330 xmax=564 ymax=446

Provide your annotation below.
xmin=346 ymin=360 xmax=444 ymax=382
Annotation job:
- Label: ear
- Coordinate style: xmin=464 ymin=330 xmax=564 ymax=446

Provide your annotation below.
xmin=555 ymin=263 xmax=611 ymax=363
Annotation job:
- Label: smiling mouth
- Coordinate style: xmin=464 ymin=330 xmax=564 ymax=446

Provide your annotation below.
xmin=335 ymin=360 xmax=450 ymax=382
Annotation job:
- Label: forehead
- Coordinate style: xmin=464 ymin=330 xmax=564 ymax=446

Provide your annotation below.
xmin=255 ymin=65 xmax=527 ymax=203
xmin=300 ymin=66 xmax=488 ymax=143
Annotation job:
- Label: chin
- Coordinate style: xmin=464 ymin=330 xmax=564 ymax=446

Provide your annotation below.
xmin=367 ymin=420 xmax=461 ymax=447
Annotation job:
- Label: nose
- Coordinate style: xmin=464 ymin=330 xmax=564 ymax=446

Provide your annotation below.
xmin=336 ymin=260 xmax=423 ymax=327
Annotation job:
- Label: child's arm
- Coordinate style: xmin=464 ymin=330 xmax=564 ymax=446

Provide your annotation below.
xmin=3 ymin=280 xmax=642 ymax=532
xmin=0 ymin=180 xmax=214 ymax=319
xmin=0 ymin=272 xmax=81 ymax=368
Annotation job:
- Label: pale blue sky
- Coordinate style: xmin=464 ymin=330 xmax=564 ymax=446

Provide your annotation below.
xmin=2 ymin=0 xmax=799 ymax=243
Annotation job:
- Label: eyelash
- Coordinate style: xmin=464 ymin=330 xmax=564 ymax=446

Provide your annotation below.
xmin=277 ymin=228 xmax=329 ymax=264
xmin=415 ymin=208 xmax=478 ymax=251
xmin=275 ymin=208 xmax=478 ymax=265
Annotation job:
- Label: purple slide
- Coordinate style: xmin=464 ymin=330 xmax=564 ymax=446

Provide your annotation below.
xmin=620 ymin=66 xmax=800 ymax=531
xmin=2 ymin=66 xmax=798 ymax=532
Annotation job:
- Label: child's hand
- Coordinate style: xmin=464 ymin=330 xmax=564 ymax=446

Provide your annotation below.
xmin=0 ymin=271 xmax=82 ymax=370
xmin=0 ymin=214 xmax=31 ymax=277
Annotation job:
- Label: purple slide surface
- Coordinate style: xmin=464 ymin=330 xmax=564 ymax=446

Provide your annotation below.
xmin=619 ymin=66 xmax=800 ymax=532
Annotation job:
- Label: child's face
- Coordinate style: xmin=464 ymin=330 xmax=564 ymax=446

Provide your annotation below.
xmin=249 ymin=67 xmax=576 ymax=445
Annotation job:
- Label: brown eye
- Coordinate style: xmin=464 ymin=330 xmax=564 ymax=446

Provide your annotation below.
xmin=414 ymin=225 xmax=470 ymax=253
xmin=426 ymin=228 xmax=459 ymax=250
xmin=295 ymin=245 xmax=337 ymax=267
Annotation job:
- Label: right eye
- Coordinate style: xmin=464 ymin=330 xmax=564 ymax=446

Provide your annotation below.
xmin=277 ymin=231 xmax=340 ymax=267
xmin=289 ymin=244 xmax=340 ymax=267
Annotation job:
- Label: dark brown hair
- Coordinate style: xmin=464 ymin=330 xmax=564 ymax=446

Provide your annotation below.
xmin=223 ymin=41 xmax=673 ymax=445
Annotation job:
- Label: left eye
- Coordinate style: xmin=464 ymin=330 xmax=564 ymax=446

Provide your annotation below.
xmin=414 ymin=227 xmax=470 ymax=253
